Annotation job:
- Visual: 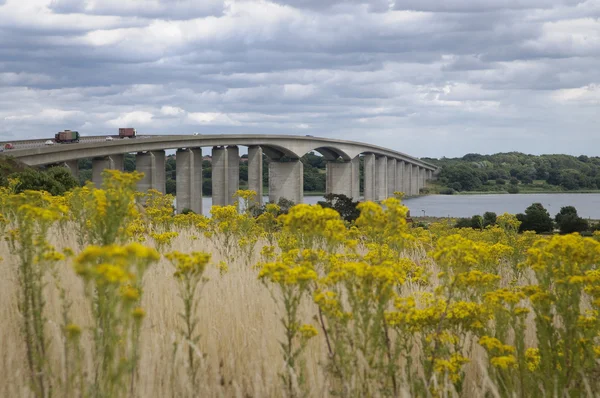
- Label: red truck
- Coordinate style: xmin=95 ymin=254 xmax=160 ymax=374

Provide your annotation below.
xmin=55 ymin=130 xmax=80 ymax=143
xmin=119 ymin=128 xmax=136 ymax=138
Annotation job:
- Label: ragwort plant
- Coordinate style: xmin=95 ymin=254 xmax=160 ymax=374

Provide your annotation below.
xmin=165 ymin=251 xmax=212 ymax=390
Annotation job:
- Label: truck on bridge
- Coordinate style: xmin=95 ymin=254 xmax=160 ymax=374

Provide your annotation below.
xmin=118 ymin=128 xmax=136 ymax=138
xmin=55 ymin=130 xmax=80 ymax=143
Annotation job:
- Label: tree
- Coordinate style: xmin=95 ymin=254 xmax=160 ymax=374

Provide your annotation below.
xmin=555 ymin=206 xmax=589 ymax=234
xmin=166 ymin=179 xmax=176 ymax=195
xmin=483 ymin=212 xmax=497 ymax=228
xmin=471 ymin=215 xmax=484 ymax=230
xmin=12 ymin=169 xmax=68 ymax=196
xmin=46 ymin=167 xmax=79 ymax=192
xmin=518 ymin=203 xmax=554 ymax=234
xmin=318 ymin=194 xmax=360 ymax=223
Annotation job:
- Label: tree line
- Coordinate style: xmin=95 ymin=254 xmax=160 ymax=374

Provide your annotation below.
xmin=455 ymin=203 xmax=595 ymax=235
xmin=424 ymin=152 xmax=600 ymax=193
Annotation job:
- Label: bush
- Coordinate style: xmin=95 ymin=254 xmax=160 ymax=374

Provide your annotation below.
xmin=507 ymin=185 xmax=519 ymax=194
xmin=317 ymin=194 xmax=360 ymax=223
xmin=454 ymin=218 xmax=472 ymax=228
xmin=555 ymin=206 xmax=589 ymax=234
xmin=439 ymin=187 xmax=456 ymax=195
xmin=519 ymin=203 xmax=554 ymax=234
xmin=483 ymin=211 xmax=497 ymax=228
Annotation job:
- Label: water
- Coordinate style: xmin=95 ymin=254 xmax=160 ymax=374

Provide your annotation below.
xmin=179 ymin=193 xmax=600 ymax=219
xmin=402 ymin=193 xmax=600 ymax=219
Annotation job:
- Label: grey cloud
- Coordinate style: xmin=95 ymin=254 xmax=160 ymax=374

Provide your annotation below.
xmin=394 ymin=0 xmax=585 ymax=12
xmin=1 ymin=0 xmax=600 ymax=157
xmin=49 ymin=0 xmax=226 ymax=20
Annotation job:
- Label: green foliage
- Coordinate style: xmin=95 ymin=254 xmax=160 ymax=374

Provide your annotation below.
xmin=426 ymin=152 xmax=600 ymax=193
xmin=555 ymin=206 xmax=589 ymax=234
xmin=483 ymin=212 xmax=497 ymax=228
xmin=517 ymin=203 xmax=554 ymax=234
xmin=11 ymin=168 xmax=74 ymax=195
xmin=317 ymin=194 xmax=360 ymax=223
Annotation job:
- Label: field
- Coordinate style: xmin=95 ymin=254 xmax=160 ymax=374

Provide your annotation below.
xmin=2 ymin=170 xmax=600 ymax=397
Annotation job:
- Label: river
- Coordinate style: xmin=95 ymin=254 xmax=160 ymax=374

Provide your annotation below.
xmin=182 ymin=193 xmax=600 ymax=219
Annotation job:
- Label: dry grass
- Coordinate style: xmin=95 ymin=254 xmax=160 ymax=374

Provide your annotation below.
xmin=0 ymin=227 xmax=525 ymax=397
xmin=0 ymin=228 xmax=331 ymax=397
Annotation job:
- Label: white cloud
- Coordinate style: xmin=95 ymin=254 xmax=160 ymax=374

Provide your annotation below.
xmin=160 ymin=106 xmax=186 ymax=116
xmin=107 ymin=111 xmax=154 ymax=127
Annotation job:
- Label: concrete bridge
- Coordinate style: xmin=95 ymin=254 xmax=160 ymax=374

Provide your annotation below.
xmin=1 ymin=134 xmax=437 ymax=213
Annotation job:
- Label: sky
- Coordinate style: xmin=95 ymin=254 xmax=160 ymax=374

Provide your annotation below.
xmin=0 ymin=0 xmax=599 ymax=158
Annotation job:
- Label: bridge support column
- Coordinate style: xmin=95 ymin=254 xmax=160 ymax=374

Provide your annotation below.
xmin=387 ymin=158 xmax=397 ymax=198
xmin=64 ymin=159 xmax=79 ymax=180
xmin=212 ymin=146 xmax=239 ymax=206
xmin=404 ymin=163 xmax=413 ymax=196
xmin=411 ymin=164 xmax=419 ymax=196
xmin=269 ymin=160 xmax=303 ymax=205
xmin=227 ymin=146 xmax=240 ymax=203
xmin=92 ymin=155 xmax=124 ymax=188
xmin=396 ymin=161 xmax=405 ymax=195
xmin=176 ymin=148 xmax=203 ymax=214
xmin=363 ymin=153 xmax=377 ymax=202
xmin=326 ymin=156 xmax=360 ymax=200
xmin=376 ymin=156 xmax=388 ymax=201
xmin=248 ymin=146 xmax=263 ymax=206
xmin=420 ymin=168 xmax=426 ymax=190
xmin=136 ymin=150 xmax=165 ymax=194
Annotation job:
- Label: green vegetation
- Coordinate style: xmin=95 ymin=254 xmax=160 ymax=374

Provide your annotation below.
xmin=0 ymin=157 xmax=78 ymax=195
xmin=454 ymin=203 xmax=597 ymax=235
xmin=424 ymin=152 xmax=600 ymax=193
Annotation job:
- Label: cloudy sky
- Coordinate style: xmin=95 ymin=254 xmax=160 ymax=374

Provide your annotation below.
xmin=1 ymin=0 xmax=599 ymax=158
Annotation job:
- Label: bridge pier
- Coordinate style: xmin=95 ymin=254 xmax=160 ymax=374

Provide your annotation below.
xmin=411 ymin=164 xmax=419 ymax=196
xmin=64 ymin=159 xmax=79 ymax=180
xmin=404 ymin=163 xmax=412 ymax=196
xmin=376 ymin=156 xmax=388 ymax=201
xmin=176 ymin=148 xmax=203 ymax=214
xmin=212 ymin=146 xmax=239 ymax=206
xmin=396 ymin=160 xmax=405 ymax=195
xmin=326 ymin=156 xmax=360 ymax=200
xmin=269 ymin=159 xmax=303 ymax=205
xmin=92 ymin=154 xmax=124 ymax=187
xmin=227 ymin=146 xmax=240 ymax=203
xmin=387 ymin=158 xmax=397 ymax=198
xmin=420 ymin=167 xmax=427 ymax=191
xmin=363 ymin=153 xmax=376 ymax=202
xmin=248 ymin=146 xmax=263 ymax=206
xmin=136 ymin=150 xmax=165 ymax=194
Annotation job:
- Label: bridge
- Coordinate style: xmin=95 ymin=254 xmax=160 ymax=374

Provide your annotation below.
xmin=0 ymin=134 xmax=437 ymax=214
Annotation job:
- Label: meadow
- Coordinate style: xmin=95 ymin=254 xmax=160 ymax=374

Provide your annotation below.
xmin=1 ymin=170 xmax=600 ymax=397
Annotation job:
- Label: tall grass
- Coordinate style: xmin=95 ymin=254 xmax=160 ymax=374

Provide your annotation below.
xmin=1 ymin=227 xmax=520 ymax=398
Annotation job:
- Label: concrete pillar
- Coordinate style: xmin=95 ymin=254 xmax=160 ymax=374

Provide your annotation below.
xmin=363 ymin=153 xmax=377 ymax=202
xmin=269 ymin=160 xmax=303 ymax=205
xmin=376 ymin=156 xmax=388 ymax=201
xmin=387 ymin=158 xmax=397 ymax=198
xmin=227 ymin=146 xmax=240 ymax=203
xmin=111 ymin=154 xmax=125 ymax=172
xmin=64 ymin=159 xmax=79 ymax=180
xmin=212 ymin=146 xmax=228 ymax=206
xmin=91 ymin=155 xmax=123 ymax=188
xmin=404 ymin=163 xmax=412 ymax=197
xmin=176 ymin=148 xmax=202 ymax=214
xmin=248 ymin=146 xmax=264 ymax=206
xmin=396 ymin=161 xmax=405 ymax=195
xmin=326 ymin=156 xmax=360 ymax=200
xmin=420 ymin=168 xmax=426 ymax=190
xmin=136 ymin=150 xmax=165 ymax=194
xmin=411 ymin=164 xmax=419 ymax=196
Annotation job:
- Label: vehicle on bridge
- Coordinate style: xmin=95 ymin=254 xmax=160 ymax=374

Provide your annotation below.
xmin=119 ymin=128 xmax=136 ymax=138
xmin=55 ymin=130 xmax=80 ymax=143
xmin=4 ymin=143 xmax=14 ymax=150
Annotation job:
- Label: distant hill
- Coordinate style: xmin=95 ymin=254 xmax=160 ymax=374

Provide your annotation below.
xmin=423 ymin=152 xmax=600 ymax=194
